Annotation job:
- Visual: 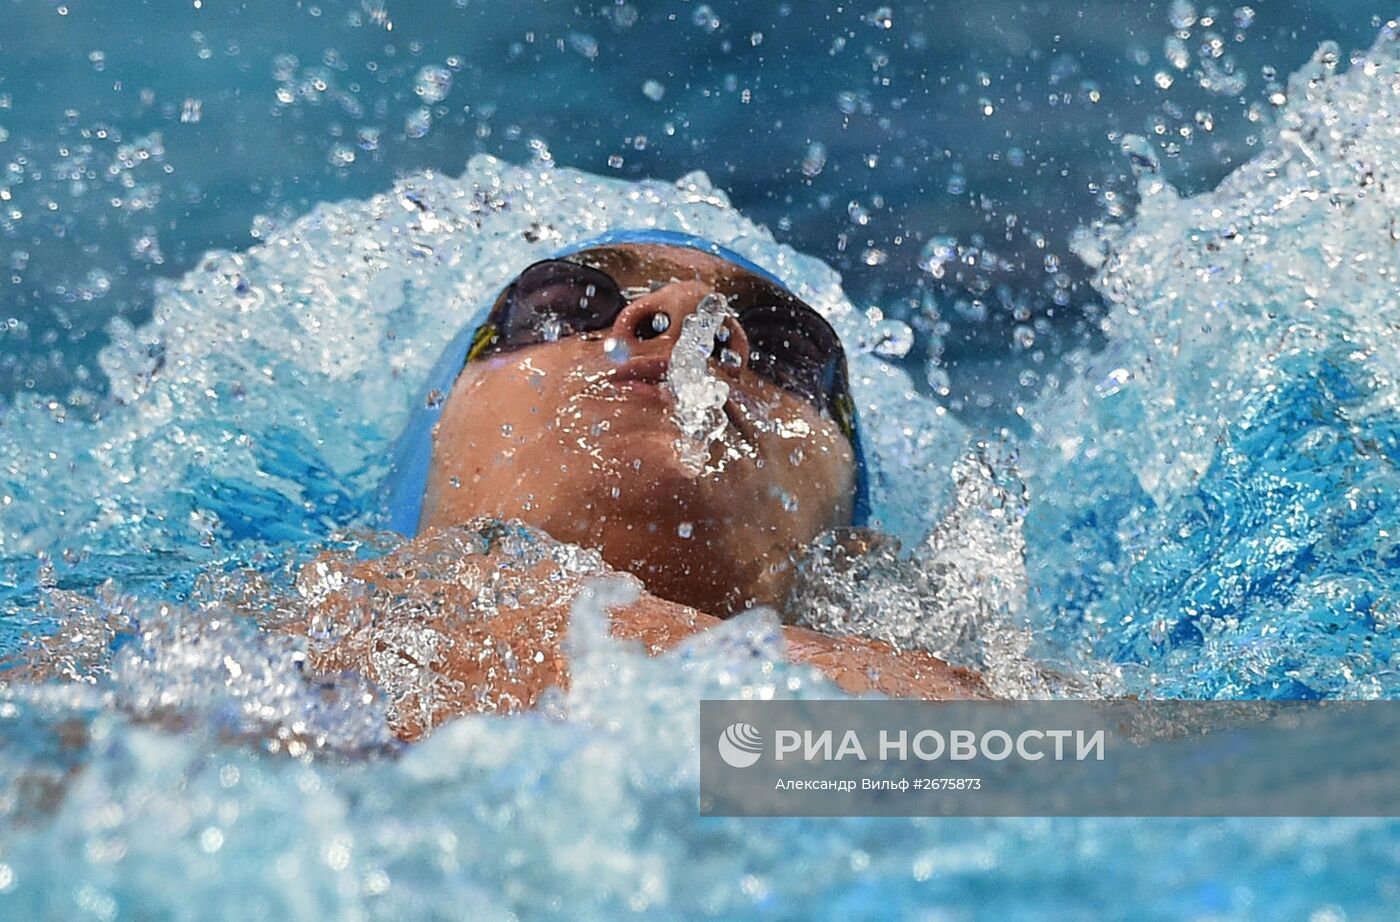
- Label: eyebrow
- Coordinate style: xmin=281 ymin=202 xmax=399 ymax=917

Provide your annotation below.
xmin=568 ymin=246 xmax=799 ymax=311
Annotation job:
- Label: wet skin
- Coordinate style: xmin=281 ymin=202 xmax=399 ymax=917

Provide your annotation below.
xmin=421 ymin=244 xmax=857 ymax=617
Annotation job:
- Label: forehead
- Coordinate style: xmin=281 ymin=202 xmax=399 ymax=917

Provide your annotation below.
xmin=565 ymin=243 xmax=785 ymax=299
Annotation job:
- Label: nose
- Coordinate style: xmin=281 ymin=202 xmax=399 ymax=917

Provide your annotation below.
xmin=609 ymin=279 xmax=751 ymax=374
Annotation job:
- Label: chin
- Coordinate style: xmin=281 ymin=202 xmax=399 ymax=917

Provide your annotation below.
xmin=597 ymin=448 xmax=768 ymax=527
xmin=594 ymin=519 xmax=774 ymax=617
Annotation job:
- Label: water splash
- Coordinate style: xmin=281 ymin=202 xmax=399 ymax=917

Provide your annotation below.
xmin=1024 ymin=26 xmax=1400 ymax=698
xmin=663 ymin=292 xmax=733 ymax=474
xmin=790 ymin=446 xmax=1115 ymax=698
xmin=5 ymin=575 xmax=395 ymax=756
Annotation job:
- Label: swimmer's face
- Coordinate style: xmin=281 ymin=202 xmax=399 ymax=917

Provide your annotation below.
xmin=421 ymin=243 xmax=857 ymax=617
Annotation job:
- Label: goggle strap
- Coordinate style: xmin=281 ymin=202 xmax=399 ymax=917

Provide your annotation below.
xmin=465 ymin=322 xmax=499 ymax=364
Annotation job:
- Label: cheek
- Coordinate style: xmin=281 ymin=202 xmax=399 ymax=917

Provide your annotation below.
xmin=777 ymin=440 xmax=853 ymax=512
xmin=736 ymin=392 xmax=855 ymax=513
xmin=444 ymin=363 xmax=610 ymax=475
xmin=437 ymin=374 xmax=538 ymax=466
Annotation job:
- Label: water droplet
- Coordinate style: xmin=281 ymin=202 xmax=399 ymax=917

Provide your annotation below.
xmin=920 ymin=235 xmax=959 ymax=278
xmin=649 ymin=312 xmax=670 ymax=335
xmin=1119 ymin=134 xmax=1161 ymax=174
xmin=873 ymin=320 xmax=914 ymax=358
xmin=180 ymin=98 xmax=202 ymax=123
xmin=864 ymin=6 xmax=893 ymax=29
xmin=1168 ymin=0 xmax=1197 ymax=29
xmin=1095 ymin=367 xmax=1132 ymax=398
xmin=405 ymin=107 xmax=432 ymax=139
xmin=1165 ymin=36 xmax=1191 ymax=70
xmin=642 ymin=80 xmax=666 ymax=102
xmin=414 ymin=65 xmax=453 ymax=104
xmin=692 ymin=4 xmax=720 ymax=31
xmin=567 ymin=32 xmax=599 ymax=59
xmin=677 ymin=522 xmax=693 ymax=539
xmin=603 ymin=336 xmax=630 ymax=363
xmin=328 ymin=144 xmax=355 ymax=167
xmin=272 ymin=52 xmax=299 ymax=81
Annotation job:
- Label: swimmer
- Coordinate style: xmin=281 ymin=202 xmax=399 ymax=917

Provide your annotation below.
xmin=304 ymin=231 xmax=986 ymax=737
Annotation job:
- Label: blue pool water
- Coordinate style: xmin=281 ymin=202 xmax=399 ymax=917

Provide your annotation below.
xmin=4 ymin=2 xmax=1400 ymax=918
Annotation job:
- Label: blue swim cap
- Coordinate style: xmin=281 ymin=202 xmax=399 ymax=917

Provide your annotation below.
xmin=378 ymin=229 xmax=871 ymax=534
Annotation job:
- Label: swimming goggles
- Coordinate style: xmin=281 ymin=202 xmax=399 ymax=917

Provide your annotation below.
xmin=463 ymin=246 xmax=858 ymax=442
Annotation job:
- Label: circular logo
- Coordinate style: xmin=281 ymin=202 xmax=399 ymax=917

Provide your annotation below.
xmin=717 ymin=722 xmax=763 ymax=768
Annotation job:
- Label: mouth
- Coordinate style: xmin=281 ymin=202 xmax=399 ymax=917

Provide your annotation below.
xmin=586 ymin=357 xmax=755 ymax=444
xmin=608 ymin=356 xmax=671 ymax=389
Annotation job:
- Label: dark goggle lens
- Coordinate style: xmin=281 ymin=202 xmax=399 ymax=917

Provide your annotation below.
xmin=486 ymin=260 xmax=626 ymax=352
xmin=739 ymin=302 xmax=845 ymax=408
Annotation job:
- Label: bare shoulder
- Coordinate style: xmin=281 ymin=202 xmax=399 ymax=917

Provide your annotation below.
xmin=291 ymin=522 xmax=990 ymax=739
xmin=610 ymin=596 xmax=988 ymax=700
xmin=780 ymin=624 xmax=991 ymax=700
